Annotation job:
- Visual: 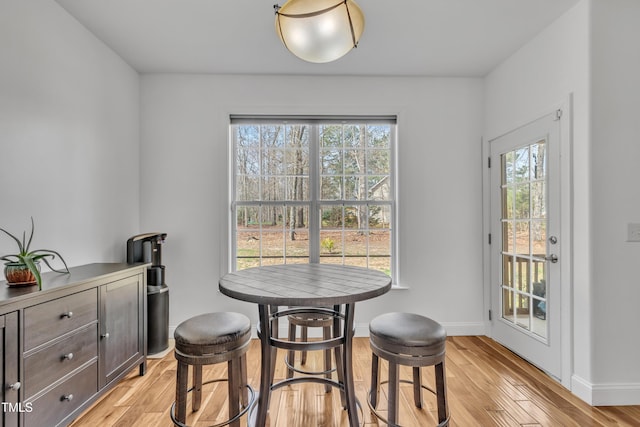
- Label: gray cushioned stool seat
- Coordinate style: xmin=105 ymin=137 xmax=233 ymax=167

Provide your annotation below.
xmin=174 ymin=312 xmax=251 ymax=354
xmin=369 ymin=312 xmax=449 ymax=427
xmin=173 ymin=312 xmax=253 ymax=427
xmin=370 ymin=312 xmax=446 ymax=355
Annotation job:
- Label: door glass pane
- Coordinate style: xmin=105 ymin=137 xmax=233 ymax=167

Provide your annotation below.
xmin=499 ymin=139 xmax=548 ymax=338
xmin=532 ymin=263 xmax=546 ymax=294
xmin=531 ymin=220 xmax=546 ymax=258
xmin=515 ymin=222 xmax=530 ymax=255
xmin=514 ymin=147 xmax=529 ymax=182
xmin=502 ymin=223 xmax=514 ymax=254
xmin=532 ymin=296 xmax=547 ymax=339
xmin=502 ymin=151 xmax=514 ymax=184
xmin=501 ymin=254 xmax=513 ymax=287
xmin=502 ymin=288 xmax=514 ymax=323
xmin=515 ymin=291 xmax=530 ymax=329
xmin=514 ymin=257 xmax=530 ymax=293
xmin=531 ymin=141 xmax=546 ymax=179
xmin=532 ymin=267 xmax=547 ymax=339
xmin=514 ymin=183 xmax=530 ymax=219
xmin=502 ymin=187 xmax=514 ymax=218
xmin=531 ymin=182 xmax=546 ymax=219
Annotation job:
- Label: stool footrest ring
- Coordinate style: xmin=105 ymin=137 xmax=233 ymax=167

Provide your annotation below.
xmin=170 ymin=378 xmax=256 ymax=427
xmin=367 ymin=379 xmax=450 ymax=427
xmin=284 ymin=354 xmax=337 ymax=376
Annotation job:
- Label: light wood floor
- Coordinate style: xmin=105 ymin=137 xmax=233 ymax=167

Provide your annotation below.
xmin=69 ymin=336 xmax=640 ymax=426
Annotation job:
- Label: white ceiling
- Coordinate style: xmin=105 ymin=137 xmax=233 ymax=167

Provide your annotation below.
xmin=55 ymin=0 xmax=580 ymax=77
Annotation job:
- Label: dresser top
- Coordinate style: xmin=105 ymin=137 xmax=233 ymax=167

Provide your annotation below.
xmin=0 ymin=263 xmax=147 ymax=310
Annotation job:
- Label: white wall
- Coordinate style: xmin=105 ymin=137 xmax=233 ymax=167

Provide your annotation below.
xmin=589 ymin=0 xmax=640 ymax=405
xmin=485 ymin=0 xmax=640 ymax=405
xmin=0 ymin=0 xmax=140 ymax=266
xmin=140 ymin=74 xmax=485 ymax=336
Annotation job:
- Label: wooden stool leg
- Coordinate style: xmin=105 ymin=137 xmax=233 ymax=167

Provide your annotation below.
xmin=413 ymin=366 xmax=423 ymax=408
xmin=436 ymin=360 xmax=449 ymax=425
xmin=240 ymin=353 xmax=249 ymax=407
xmin=370 ymin=353 xmax=380 ymax=408
xmin=228 ymin=358 xmax=241 ymax=427
xmin=300 ymin=326 xmax=308 ymax=365
xmin=287 ymin=323 xmax=297 ymax=379
xmin=388 ymin=361 xmax=400 ymax=425
xmin=175 ymin=360 xmax=188 ymax=423
xmin=192 ymin=364 xmax=202 ymax=412
xmin=323 ymin=326 xmax=332 ymax=393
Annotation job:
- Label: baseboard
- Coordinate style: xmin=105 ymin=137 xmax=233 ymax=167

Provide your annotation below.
xmin=436 ymin=321 xmax=487 ymax=337
xmin=571 ymin=374 xmax=640 ymax=405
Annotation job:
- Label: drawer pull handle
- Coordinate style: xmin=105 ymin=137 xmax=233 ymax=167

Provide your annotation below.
xmin=62 ymin=352 xmax=74 ymax=361
xmin=7 ymin=382 xmax=21 ymax=391
xmin=61 ymin=311 xmax=73 ymax=319
xmin=101 ymin=332 xmax=110 ymax=339
xmin=61 ymin=394 xmax=74 ymax=402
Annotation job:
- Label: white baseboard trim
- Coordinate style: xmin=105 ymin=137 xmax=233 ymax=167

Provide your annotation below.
xmin=571 ymin=374 xmax=640 ymax=405
xmin=437 ymin=321 xmax=487 ymax=337
xmin=571 ymin=375 xmax=594 ymax=404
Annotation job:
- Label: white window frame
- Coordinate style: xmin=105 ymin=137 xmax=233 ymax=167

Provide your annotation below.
xmin=228 ymin=115 xmax=397 ymax=285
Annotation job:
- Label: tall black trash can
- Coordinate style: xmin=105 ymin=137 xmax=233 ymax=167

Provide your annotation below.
xmin=147 ymin=282 xmax=169 ymax=354
xmin=127 ymin=233 xmax=169 ymax=355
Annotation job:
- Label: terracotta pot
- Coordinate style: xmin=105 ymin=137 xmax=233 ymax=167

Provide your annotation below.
xmin=4 ymin=262 xmax=39 ymax=286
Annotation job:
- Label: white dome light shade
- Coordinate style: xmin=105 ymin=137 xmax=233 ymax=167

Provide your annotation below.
xmin=275 ymin=0 xmax=365 ymax=63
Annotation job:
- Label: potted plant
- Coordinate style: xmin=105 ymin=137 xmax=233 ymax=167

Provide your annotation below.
xmin=1 ymin=217 xmax=69 ymax=289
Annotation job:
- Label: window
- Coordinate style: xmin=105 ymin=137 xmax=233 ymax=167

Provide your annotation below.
xmin=230 ymin=115 xmax=396 ymax=282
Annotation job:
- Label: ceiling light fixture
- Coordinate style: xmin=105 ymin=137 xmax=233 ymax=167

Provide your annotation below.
xmin=274 ymin=0 xmax=365 ymax=63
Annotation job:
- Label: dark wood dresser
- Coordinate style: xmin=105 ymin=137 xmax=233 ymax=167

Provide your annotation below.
xmin=0 ymin=263 xmax=147 ymax=427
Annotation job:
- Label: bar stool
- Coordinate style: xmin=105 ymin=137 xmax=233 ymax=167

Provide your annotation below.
xmin=368 ymin=312 xmax=449 ymax=427
xmin=171 ymin=312 xmax=255 ymax=427
xmin=285 ymin=307 xmax=336 ymax=393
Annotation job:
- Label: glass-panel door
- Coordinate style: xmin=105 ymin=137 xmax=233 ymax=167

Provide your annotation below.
xmin=490 ymin=111 xmax=562 ymax=380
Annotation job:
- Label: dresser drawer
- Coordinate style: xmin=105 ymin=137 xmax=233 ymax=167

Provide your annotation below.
xmin=24 ymin=325 xmax=98 ymax=399
xmin=24 ymin=288 xmax=98 ymax=350
xmin=25 ymin=361 xmax=97 ymax=427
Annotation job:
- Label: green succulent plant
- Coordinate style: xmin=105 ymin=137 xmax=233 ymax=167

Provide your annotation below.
xmin=1 ymin=217 xmax=69 ymax=288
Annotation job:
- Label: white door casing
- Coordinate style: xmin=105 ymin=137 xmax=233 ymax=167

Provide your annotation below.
xmin=487 ymin=107 xmax=570 ymax=383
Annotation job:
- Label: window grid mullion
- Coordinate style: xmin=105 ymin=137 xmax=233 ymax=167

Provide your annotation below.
xmin=309 ymin=124 xmax=320 ymax=263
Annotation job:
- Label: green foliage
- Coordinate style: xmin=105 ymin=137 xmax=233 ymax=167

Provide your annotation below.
xmin=321 ymin=237 xmax=335 ymax=254
xmin=1 ymin=217 xmax=69 ymax=288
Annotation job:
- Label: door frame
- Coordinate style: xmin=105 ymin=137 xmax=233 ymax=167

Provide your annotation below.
xmin=482 ymin=96 xmax=573 ymax=389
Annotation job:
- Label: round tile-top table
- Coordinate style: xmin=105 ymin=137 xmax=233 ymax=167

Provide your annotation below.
xmin=219 ymin=263 xmax=392 ymax=427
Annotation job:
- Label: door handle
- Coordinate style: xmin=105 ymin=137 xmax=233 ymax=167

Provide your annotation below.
xmin=546 ymin=254 xmax=558 ymax=263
